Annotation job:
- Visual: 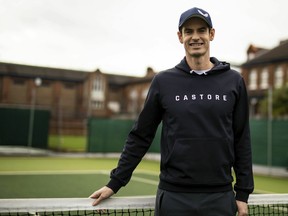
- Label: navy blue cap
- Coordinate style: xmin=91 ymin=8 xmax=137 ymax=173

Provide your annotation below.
xmin=178 ymin=7 xmax=213 ymax=30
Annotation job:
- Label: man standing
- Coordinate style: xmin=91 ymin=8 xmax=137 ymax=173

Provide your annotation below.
xmin=90 ymin=7 xmax=254 ymax=216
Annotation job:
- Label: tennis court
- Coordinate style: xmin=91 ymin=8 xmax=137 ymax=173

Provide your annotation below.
xmin=0 ymin=157 xmax=160 ymax=198
xmin=1 ymin=194 xmax=288 ymax=216
xmin=0 ymin=156 xmax=287 ymax=198
xmin=0 ymin=156 xmax=288 ymax=215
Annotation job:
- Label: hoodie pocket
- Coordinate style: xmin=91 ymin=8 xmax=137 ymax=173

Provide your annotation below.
xmin=165 ymin=137 xmax=233 ymax=185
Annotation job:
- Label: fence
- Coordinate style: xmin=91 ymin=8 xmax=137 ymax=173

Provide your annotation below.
xmin=250 ymin=119 xmax=288 ymax=167
xmin=87 ymin=118 xmax=161 ymax=153
xmin=0 ymin=107 xmax=50 ymax=149
xmin=87 ymin=118 xmax=288 ymax=168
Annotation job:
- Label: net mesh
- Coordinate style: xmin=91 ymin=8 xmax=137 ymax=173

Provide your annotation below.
xmin=0 ymin=194 xmax=287 ymax=216
xmin=0 ymin=196 xmax=154 ymax=216
xmin=247 ymin=194 xmax=288 ymax=216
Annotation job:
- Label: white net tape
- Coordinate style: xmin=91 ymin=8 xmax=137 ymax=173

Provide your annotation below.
xmin=0 ymin=194 xmax=287 ymax=214
xmin=0 ymin=196 xmax=155 ymax=213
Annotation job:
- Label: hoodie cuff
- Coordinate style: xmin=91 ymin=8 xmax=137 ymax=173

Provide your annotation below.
xmin=106 ymin=178 xmax=123 ymax=194
xmin=235 ymin=191 xmax=250 ymax=203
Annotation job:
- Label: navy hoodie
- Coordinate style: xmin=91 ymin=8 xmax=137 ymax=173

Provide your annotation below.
xmin=107 ymin=57 xmax=254 ymax=202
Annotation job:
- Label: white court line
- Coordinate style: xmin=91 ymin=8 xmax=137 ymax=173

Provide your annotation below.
xmin=253 ymin=189 xmax=276 ymax=194
xmin=0 ymin=170 xmax=278 ymax=192
xmin=0 ymin=169 xmax=159 ymax=175
xmin=0 ymin=170 xmax=110 ymax=175
xmin=131 ymin=176 xmax=159 ymax=185
xmin=0 ymin=169 xmax=160 ymax=187
xmin=0 ymin=170 xmax=280 ymax=194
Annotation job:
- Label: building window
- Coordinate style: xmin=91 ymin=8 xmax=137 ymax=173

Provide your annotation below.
xmin=274 ymin=66 xmax=283 ymax=89
xmin=108 ymin=101 xmax=120 ymax=113
xmin=64 ymin=82 xmax=75 ymax=89
xmin=91 ymin=100 xmax=104 ymax=109
xmin=128 ymin=89 xmax=138 ymax=113
xmin=41 ymin=80 xmax=51 ymax=87
xmin=91 ymin=75 xmax=105 ymax=110
xmin=13 ymin=78 xmax=26 ymax=85
xmin=249 ymin=69 xmax=257 ymax=90
xmin=142 ymin=88 xmax=149 ymax=99
xmin=260 ymin=68 xmax=269 ymax=89
xmin=92 ymin=75 xmax=104 ymax=91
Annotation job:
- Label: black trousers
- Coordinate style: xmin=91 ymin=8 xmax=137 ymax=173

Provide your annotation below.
xmin=154 ymin=189 xmax=237 ymax=216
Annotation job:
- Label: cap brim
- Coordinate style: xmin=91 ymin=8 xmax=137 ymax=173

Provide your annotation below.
xmin=179 ymin=15 xmax=212 ymax=29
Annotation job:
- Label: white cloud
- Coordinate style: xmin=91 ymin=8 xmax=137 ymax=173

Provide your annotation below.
xmin=0 ymin=0 xmax=287 ymax=75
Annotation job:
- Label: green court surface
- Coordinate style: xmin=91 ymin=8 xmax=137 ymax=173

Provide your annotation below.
xmin=0 ymin=157 xmax=287 ymax=198
xmin=0 ymin=157 xmax=159 ymax=198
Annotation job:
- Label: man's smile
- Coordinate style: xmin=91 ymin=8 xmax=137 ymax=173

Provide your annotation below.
xmin=190 ymin=43 xmax=204 ymax=47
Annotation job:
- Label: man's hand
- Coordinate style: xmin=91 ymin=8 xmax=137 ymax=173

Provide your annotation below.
xmin=236 ymin=200 xmax=248 ymax=216
xmin=90 ymin=186 xmax=114 ymax=206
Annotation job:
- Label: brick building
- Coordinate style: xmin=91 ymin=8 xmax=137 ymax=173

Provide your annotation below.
xmin=241 ymin=39 xmax=288 ymax=117
xmin=0 ymin=62 xmax=155 ymax=134
xmin=3 ymin=39 xmax=287 ymax=134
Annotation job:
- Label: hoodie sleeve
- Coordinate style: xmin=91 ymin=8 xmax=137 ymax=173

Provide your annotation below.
xmin=107 ymin=76 xmax=163 ymax=193
xmin=233 ymin=77 xmax=254 ymax=202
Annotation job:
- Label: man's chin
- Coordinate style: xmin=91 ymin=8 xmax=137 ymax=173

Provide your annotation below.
xmin=190 ymin=52 xmax=204 ymax=58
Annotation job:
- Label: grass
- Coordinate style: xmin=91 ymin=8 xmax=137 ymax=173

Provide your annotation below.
xmin=0 ymin=157 xmax=287 ymax=198
xmin=0 ymin=157 xmax=160 ymax=172
xmin=48 ymin=135 xmax=87 ymax=152
xmin=0 ymin=157 xmax=116 ymax=171
xmin=253 ymin=175 xmax=288 ymax=193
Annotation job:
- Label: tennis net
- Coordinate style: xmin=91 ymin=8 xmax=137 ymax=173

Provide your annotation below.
xmin=0 ymin=194 xmax=287 ymax=216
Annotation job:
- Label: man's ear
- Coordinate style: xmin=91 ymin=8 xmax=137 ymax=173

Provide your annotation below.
xmin=177 ymin=31 xmax=183 ymax=44
xmin=210 ymin=28 xmax=215 ymax=41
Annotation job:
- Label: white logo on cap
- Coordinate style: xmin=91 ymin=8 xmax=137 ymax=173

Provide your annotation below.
xmin=198 ymin=9 xmax=209 ymax=17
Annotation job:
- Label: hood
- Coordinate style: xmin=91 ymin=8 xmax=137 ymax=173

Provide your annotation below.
xmin=175 ymin=57 xmax=231 ymax=75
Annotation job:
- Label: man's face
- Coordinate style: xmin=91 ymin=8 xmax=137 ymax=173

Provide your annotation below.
xmin=178 ymin=17 xmax=215 ymax=58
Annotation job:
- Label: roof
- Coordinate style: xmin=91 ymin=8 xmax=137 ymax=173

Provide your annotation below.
xmin=106 ymin=74 xmax=139 ymax=87
xmin=242 ymin=40 xmax=288 ymax=67
xmin=0 ymin=62 xmax=154 ymax=86
xmin=106 ymin=71 xmax=155 ymax=88
xmin=0 ymin=62 xmax=89 ymax=82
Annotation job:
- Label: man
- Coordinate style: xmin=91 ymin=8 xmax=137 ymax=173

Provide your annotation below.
xmin=90 ymin=7 xmax=254 ymax=216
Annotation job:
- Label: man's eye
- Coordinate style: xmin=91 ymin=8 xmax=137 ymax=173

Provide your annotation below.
xmin=199 ymin=28 xmax=207 ymax=33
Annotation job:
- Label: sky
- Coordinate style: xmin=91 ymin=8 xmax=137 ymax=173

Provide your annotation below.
xmin=0 ymin=0 xmax=287 ymax=77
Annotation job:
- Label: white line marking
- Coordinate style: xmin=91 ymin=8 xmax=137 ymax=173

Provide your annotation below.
xmin=0 ymin=169 xmax=159 ymax=176
xmin=131 ymin=176 xmax=158 ymax=185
